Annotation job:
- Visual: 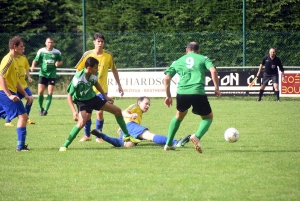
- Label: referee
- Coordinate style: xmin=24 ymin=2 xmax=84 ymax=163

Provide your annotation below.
xmin=256 ymin=48 xmax=286 ymax=102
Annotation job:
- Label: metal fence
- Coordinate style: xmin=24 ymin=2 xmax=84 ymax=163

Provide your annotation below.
xmin=0 ymin=32 xmax=299 ymax=70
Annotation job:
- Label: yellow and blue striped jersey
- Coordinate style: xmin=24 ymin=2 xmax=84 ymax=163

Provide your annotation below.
xmin=75 ymin=50 xmax=116 ymax=94
xmin=16 ymin=55 xmax=30 ymax=88
xmin=124 ymin=104 xmax=143 ymax=125
xmin=0 ymin=53 xmax=19 ymax=93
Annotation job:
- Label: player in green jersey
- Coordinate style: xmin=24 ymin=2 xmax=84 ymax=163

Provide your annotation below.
xmin=59 ymin=57 xmax=133 ymax=151
xmin=31 ymin=37 xmax=63 ymax=116
xmin=163 ymin=42 xmax=221 ymax=153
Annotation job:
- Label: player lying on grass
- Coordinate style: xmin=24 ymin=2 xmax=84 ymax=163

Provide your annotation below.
xmin=59 ymin=57 xmax=137 ymax=151
xmin=90 ymin=96 xmax=191 ymax=148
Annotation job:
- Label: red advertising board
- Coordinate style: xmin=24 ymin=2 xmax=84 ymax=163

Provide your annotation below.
xmin=280 ymin=71 xmax=300 ymax=97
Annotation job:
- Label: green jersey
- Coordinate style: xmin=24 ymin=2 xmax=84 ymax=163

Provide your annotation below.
xmin=67 ymin=70 xmax=98 ymax=102
xmin=164 ymin=52 xmax=214 ymax=95
xmin=34 ymin=47 xmax=62 ymax=78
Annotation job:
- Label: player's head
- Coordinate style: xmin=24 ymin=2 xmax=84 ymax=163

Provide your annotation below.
xmin=186 ymin=42 xmax=200 ymax=53
xmin=85 ymin=57 xmax=99 ymax=74
xmin=137 ymin=96 xmax=150 ymax=113
xmin=45 ymin=37 xmax=54 ymax=50
xmin=269 ymin=48 xmax=276 ymax=58
xmin=9 ymin=36 xmax=24 ymax=56
xmin=93 ymin=33 xmax=105 ymax=49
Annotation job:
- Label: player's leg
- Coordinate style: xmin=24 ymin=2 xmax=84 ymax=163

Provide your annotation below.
xmin=139 ymin=130 xmax=178 ymax=146
xmin=94 ymin=93 xmax=107 ymax=142
xmin=258 ymin=73 xmax=271 ymax=101
xmin=272 ymin=75 xmax=280 ymax=101
xmin=189 ymin=95 xmax=213 ymax=153
xmin=100 ymin=102 xmax=130 ymax=138
xmin=60 ymin=110 xmax=91 ymax=150
xmin=0 ymin=105 xmax=14 ymax=126
xmin=38 ymin=76 xmax=46 ymax=115
xmin=90 ymin=129 xmax=125 ymax=147
xmin=23 ymin=87 xmax=35 ymax=124
xmin=44 ymin=79 xmax=55 ymax=115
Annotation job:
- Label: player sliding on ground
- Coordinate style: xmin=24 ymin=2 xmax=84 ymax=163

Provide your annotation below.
xmin=59 ymin=57 xmax=137 ymax=151
xmin=90 ymin=96 xmax=191 ymax=148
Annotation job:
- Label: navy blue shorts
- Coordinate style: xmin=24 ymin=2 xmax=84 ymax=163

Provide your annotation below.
xmin=76 ymin=96 xmax=107 ymax=113
xmin=17 ymin=87 xmax=32 ymax=99
xmin=176 ymin=94 xmax=212 ymax=116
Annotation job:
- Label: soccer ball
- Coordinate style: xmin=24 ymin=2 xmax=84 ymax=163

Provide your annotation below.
xmin=224 ymin=128 xmax=240 ymax=143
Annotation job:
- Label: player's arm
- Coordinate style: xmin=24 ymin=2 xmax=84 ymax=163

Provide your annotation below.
xmin=111 ymin=68 xmax=124 ymax=96
xmin=94 ymin=82 xmax=114 ymax=104
xmin=122 ymin=108 xmax=138 ymax=119
xmin=257 ymin=64 xmax=263 ymax=77
xmin=210 ymin=67 xmax=221 ymax=98
xmin=25 ymin=69 xmax=33 ymax=83
xmin=67 ymin=94 xmax=78 ymax=121
xmin=164 ymin=74 xmax=172 ymax=108
xmin=31 ymin=60 xmax=38 ymax=72
xmin=55 ymin=60 xmax=63 ymax=67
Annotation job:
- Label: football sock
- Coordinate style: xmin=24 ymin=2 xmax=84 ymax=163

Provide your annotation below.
xmin=116 ymin=116 xmax=130 ymax=137
xmin=258 ymin=89 xmax=264 ymax=100
xmin=38 ymin=95 xmax=44 ymax=110
xmin=84 ymin=119 xmax=92 ymax=137
xmin=101 ymin=133 xmax=124 ymax=147
xmin=62 ymin=126 xmax=81 ymax=147
xmin=195 ymin=119 xmax=212 ymax=139
xmin=275 ymin=91 xmax=280 ymax=100
xmin=25 ymin=102 xmax=32 ymax=115
xmin=16 ymin=127 xmax=26 ymax=149
xmin=5 ymin=116 xmax=10 ymax=123
xmin=45 ymin=94 xmax=52 ymax=111
xmin=96 ymin=119 xmax=104 ymax=131
xmin=166 ymin=117 xmax=182 ymax=146
xmin=153 ymin=134 xmax=177 ymax=145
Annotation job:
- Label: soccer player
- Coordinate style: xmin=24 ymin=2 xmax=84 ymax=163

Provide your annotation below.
xmin=0 ymin=36 xmax=33 ymax=151
xmin=1 ymin=44 xmax=36 ymax=126
xmin=163 ymin=42 xmax=221 ymax=153
xmin=256 ymin=48 xmax=286 ymax=102
xmin=75 ymin=33 xmax=124 ymax=143
xmin=31 ymin=37 xmax=63 ymax=116
xmin=91 ymin=96 xmax=191 ymax=148
xmin=59 ymin=57 xmax=132 ymax=151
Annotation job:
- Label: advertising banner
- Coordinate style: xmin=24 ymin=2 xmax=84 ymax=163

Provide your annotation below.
xmin=107 ymin=71 xmax=274 ymax=97
xmin=280 ymin=71 xmax=300 ymax=97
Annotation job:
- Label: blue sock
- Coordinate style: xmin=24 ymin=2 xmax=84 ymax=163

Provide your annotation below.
xmin=96 ymin=119 xmax=104 ymax=131
xmin=153 ymin=134 xmax=177 ymax=146
xmin=119 ymin=131 xmax=123 ymax=140
xmin=84 ymin=119 xmax=92 ymax=137
xmin=5 ymin=116 xmax=10 ymax=123
xmin=16 ymin=127 xmax=26 ymax=149
xmin=102 ymin=133 xmax=124 ymax=147
xmin=25 ymin=102 xmax=31 ymax=116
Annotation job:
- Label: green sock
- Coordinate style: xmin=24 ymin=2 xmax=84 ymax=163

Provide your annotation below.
xmin=45 ymin=94 xmax=52 ymax=111
xmin=62 ymin=126 xmax=81 ymax=147
xmin=166 ymin=117 xmax=182 ymax=146
xmin=38 ymin=95 xmax=44 ymax=110
xmin=195 ymin=119 xmax=212 ymax=139
xmin=116 ymin=116 xmax=130 ymax=137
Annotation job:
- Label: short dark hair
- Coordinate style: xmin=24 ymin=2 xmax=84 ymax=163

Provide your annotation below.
xmin=93 ymin=33 xmax=105 ymax=41
xmin=85 ymin=57 xmax=99 ymax=68
xmin=9 ymin=36 xmax=23 ymax=49
xmin=137 ymin=96 xmax=150 ymax=103
xmin=186 ymin=42 xmax=199 ymax=51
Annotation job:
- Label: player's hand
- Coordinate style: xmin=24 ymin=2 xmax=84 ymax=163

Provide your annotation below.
xmin=215 ymin=89 xmax=221 ymax=98
xmin=24 ymin=95 xmax=33 ymax=105
xmin=8 ymin=94 xmax=20 ymax=102
xmin=256 ymin=72 xmax=260 ymax=77
xmin=73 ymin=112 xmax=78 ymax=121
xmin=164 ymin=97 xmax=172 ymax=108
xmin=282 ymin=76 xmax=287 ymax=82
xmin=106 ymin=96 xmax=114 ymax=104
xmin=30 ymin=66 xmax=35 ymax=72
xmin=118 ymin=86 xmax=124 ymax=96
xmin=130 ymin=113 xmax=138 ymax=120
xmin=28 ymin=77 xmax=33 ymax=83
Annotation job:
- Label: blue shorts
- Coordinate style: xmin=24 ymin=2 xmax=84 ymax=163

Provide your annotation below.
xmin=0 ymin=91 xmax=26 ymax=121
xmin=121 ymin=122 xmax=148 ymax=139
xmin=17 ymin=87 xmax=32 ymax=99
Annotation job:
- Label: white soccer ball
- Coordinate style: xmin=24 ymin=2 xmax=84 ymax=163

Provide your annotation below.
xmin=224 ymin=128 xmax=240 ymax=143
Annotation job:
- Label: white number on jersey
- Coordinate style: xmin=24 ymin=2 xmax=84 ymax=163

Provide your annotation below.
xmin=185 ymin=57 xmax=194 ymax=68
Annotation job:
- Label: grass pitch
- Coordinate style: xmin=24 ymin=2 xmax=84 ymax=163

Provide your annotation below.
xmin=0 ymin=97 xmax=299 ymax=201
